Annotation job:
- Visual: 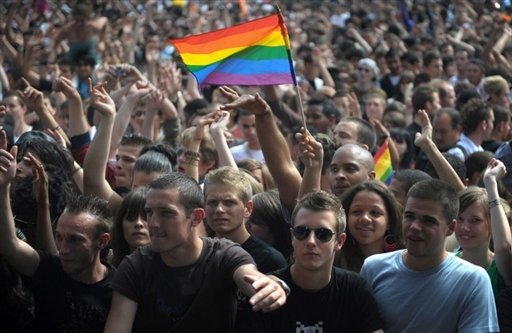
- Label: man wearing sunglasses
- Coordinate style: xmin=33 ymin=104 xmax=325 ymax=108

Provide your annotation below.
xmin=246 ymin=190 xmax=384 ymax=333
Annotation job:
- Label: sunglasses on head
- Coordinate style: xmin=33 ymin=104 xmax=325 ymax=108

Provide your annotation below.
xmin=292 ymin=225 xmax=337 ymax=243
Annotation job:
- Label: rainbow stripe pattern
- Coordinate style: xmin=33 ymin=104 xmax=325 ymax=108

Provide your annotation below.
xmin=374 ymin=139 xmax=394 ymax=185
xmin=169 ymin=13 xmax=296 ymax=88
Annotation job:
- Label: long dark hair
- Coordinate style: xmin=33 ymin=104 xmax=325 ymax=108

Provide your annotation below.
xmin=338 ymin=181 xmax=403 ymax=272
xmin=111 ymin=188 xmax=147 ymax=266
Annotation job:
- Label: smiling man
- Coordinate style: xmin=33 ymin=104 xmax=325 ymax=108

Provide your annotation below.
xmin=361 ymin=179 xmax=498 ymax=333
xmin=328 ymin=144 xmax=375 ymax=198
xmin=247 ymin=191 xmax=383 ymax=332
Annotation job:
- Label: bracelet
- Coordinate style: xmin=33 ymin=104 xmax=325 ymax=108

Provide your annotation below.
xmin=183 ymin=150 xmax=201 ymax=164
xmin=51 ymin=125 xmax=61 ymax=131
xmin=489 ymin=199 xmax=501 ymax=208
xmin=275 ymin=278 xmax=291 ymax=296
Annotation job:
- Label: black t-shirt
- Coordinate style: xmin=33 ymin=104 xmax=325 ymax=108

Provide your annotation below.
xmin=241 ymin=235 xmax=287 ymax=274
xmin=246 ymin=266 xmax=384 ymax=333
xmin=23 ymin=251 xmax=115 ymax=333
xmin=112 ymin=237 xmax=255 ymax=333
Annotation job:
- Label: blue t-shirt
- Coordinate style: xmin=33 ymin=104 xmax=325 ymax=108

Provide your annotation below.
xmin=361 ymin=250 xmax=499 ymax=333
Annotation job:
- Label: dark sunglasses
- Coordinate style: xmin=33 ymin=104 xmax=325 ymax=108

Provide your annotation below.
xmin=292 ymin=225 xmax=337 ymax=243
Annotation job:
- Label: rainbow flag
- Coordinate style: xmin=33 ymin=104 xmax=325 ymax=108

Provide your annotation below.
xmin=374 ymin=139 xmax=393 ymax=185
xmin=169 ymin=13 xmax=296 ymax=88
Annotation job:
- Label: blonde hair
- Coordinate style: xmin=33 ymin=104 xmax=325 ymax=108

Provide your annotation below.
xmin=484 ymin=75 xmax=508 ymax=96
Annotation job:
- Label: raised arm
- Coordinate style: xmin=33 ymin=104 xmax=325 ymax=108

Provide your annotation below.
xmin=17 ymin=78 xmax=70 ymax=146
xmin=25 ymin=152 xmax=58 ymax=255
xmin=54 ymin=76 xmax=90 ymax=137
xmin=210 ymin=110 xmax=238 ymax=168
xmin=297 ymin=128 xmax=324 ymax=198
xmin=414 ymin=109 xmax=465 ymax=191
xmin=483 ymin=159 xmax=512 ymax=286
xmin=181 ymin=111 xmax=218 ymax=182
xmin=0 ymin=132 xmax=40 ymax=277
xmin=83 ymin=79 xmax=122 ymax=212
xmin=220 ymin=91 xmax=302 ymax=212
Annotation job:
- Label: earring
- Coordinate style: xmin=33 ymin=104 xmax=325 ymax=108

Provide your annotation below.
xmin=383 ymin=233 xmax=399 ymax=252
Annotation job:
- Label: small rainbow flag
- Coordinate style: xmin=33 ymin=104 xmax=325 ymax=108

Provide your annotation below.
xmin=169 ymin=13 xmax=296 ymax=88
xmin=374 ymin=139 xmax=393 ymax=185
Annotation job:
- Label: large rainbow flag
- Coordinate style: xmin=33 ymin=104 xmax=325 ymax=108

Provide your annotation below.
xmin=374 ymin=139 xmax=393 ymax=186
xmin=169 ymin=13 xmax=296 ymax=88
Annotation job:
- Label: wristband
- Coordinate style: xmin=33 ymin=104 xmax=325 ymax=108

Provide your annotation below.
xmin=489 ymin=199 xmax=501 ymax=208
xmin=183 ymin=150 xmax=201 ymax=165
xmin=275 ymin=278 xmax=291 ymax=296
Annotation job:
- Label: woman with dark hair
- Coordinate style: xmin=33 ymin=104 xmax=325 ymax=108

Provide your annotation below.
xmin=246 ymin=190 xmax=292 ymax=260
xmin=390 ymin=127 xmax=415 ymax=169
xmin=336 ymin=181 xmax=403 ymax=272
xmin=12 ymin=134 xmax=79 ymax=246
xmin=111 ymin=188 xmax=150 ymax=267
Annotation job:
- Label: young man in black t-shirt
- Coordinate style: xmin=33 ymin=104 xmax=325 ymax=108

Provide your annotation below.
xmin=0 ymin=145 xmax=114 ymax=333
xmin=247 ymin=191 xmax=384 ymax=333
xmin=204 ymin=166 xmax=287 ymax=273
xmin=105 ymin=173 xmax=288 ymax=332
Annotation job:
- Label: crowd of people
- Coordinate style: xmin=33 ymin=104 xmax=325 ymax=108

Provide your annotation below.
xmin=1 ymin=0 xmax=512 ymax=332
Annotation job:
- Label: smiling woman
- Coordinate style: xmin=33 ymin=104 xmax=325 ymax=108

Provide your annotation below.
xmin=336 ymin=181 xmax=403 ymax=272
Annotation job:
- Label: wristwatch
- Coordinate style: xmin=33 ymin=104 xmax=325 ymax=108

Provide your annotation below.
xmin=275 ymin=278 xmax=291 ymax=296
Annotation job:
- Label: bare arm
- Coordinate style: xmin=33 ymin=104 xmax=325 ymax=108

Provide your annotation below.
xmin=54 ymin=77 xmax=90 ymax=137
xmin=25 ymin=153 xmax=58 ymax=255
xmin=414 ymin=109 xmax=465 ymax=192
xmin=210 ymin=110 xmax=238 ymax=168
xmin=220 ymin=92 xmax=302 ymax=212
xmin=232 ymin=264 xmax=286 ymax=312
xmin=17 ymin=78 xmax=70 ymax=146
xmin=83 ymin=79 xmax=122 ymax=213
xmin=483 ymin=159 xmax=512 ymax=286
xmin=297 ymin=128 xmax=323 ymax=198
xmin=103 ymin=291 xmax=138 ymax=333
xmin=0 ymin=139 xmax=40 ymax=277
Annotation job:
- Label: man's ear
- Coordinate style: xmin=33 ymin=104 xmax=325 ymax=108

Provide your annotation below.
xmin=335 ymin=232 xmax=346 ymax=251
xmin=98 ymin=233 xmax=111 ymax=250
xmin=446 ymin=219 xmax=456 ymax=236
xmin=368 ymin=170 xmax=376 ymax=180
xmin=244 ymin=200 xmax=253 ymax=220
xmin=190 ymin=208 xmax=206 ymax=227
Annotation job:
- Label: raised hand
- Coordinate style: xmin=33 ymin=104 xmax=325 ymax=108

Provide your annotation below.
xmin=194 ymin=110 xmax=221 ymax=142
xmin=484 ymin=158 xmax=507 ymax=182
xmin=0 ymin=145 xmax=17 ymax=186
xmin=414 ymin=109 xmax=433 ymax=151
xmin=220 ymin=93 xmax=271 ymax=116
xmin=17 ymin=78 xmax=44 ymax=111
xmin=210 ymin=110 xmax=230 ymax=133
xmin=217 ymin=86 xmax=240 ymax=103
xmin=159 ymin=61 xmax=182 ymax=98
xmin=296 ymin=127 xmax=323 ymax=169
xmin=53 ymin=76 xmax=80 ymax=100
xmin=88 ymin=78 xmax=116 ymax=118
xmin=25 ymin=152 xmax=48 ymax=203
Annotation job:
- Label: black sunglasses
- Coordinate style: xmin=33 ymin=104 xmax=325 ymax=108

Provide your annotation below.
xmin=292 ymin=225 xmax=337 ymax=243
